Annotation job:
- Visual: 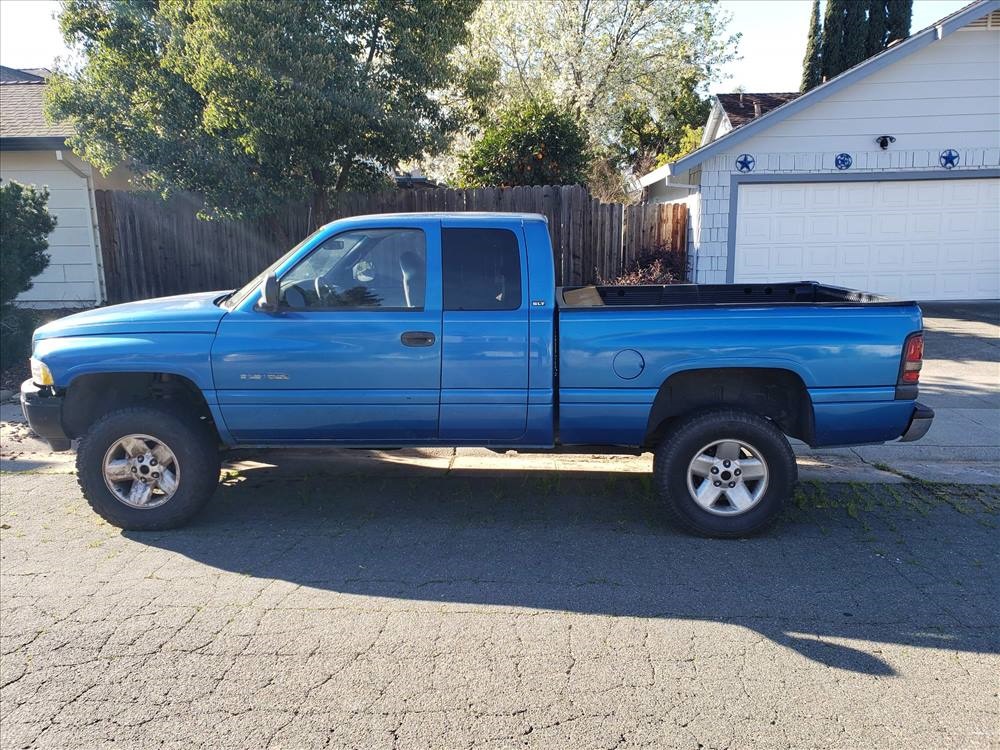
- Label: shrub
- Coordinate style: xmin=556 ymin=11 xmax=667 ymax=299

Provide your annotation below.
xmin=1 ymin=181 xmax=56 ymax=307
xmin=0 ymin=307 xmax=39 ymax=371
xmin=458 ymin=99 xmax=590 ymax=188
xmin=602 ymin=245 xmax=686 ymax=286
xmin=0 ymin=181 xmax=56 ymax=370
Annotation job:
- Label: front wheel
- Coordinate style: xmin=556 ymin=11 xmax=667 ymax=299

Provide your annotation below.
xmin=653 ymin=408 xmax=797 ymax=538
xmin=76 ymin=406 xmax=221 ymax=530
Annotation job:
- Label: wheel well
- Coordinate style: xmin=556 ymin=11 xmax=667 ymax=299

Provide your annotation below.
xmin=62 ymin=372 xmax=216 ymax=439
xmin=644 ymin=368 xmax=813 ymax=447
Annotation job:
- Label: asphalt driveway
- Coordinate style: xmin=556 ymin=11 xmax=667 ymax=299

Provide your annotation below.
xmin=1 ymin=471 xmax=998 ymax=749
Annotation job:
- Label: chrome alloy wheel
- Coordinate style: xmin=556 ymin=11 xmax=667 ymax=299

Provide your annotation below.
xmin=102 ymin=434 xmax=180 ymax=509
xmin=686 ymin=439 xmax=769 ymax=516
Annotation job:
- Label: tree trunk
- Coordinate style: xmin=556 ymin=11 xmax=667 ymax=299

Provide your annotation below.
xmin=267 ymin=214 xmax=291 ymax=251
xmin=311 ymin=185 xmax=329 ymax=229
xmin=333 ymin=156 xmax=353 ymax=193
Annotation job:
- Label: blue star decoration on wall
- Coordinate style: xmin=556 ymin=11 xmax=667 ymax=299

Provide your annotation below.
xmin=939 ymin=149 xmax=960 ymax=169
xmin=735 ymin=154 xmax=755 ymax=173
xmin=835 ymin=153 xmax=853 ymax=170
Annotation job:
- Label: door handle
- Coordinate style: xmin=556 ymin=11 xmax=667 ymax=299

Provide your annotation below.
xmin=401 ymin=331 xmax=436 ymax=347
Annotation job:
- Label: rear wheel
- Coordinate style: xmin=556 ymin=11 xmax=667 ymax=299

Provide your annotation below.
xmin=76 ymin=406 xmax=220 ymax=530
xmin=653 ymin=408 xmax=796 ymax=537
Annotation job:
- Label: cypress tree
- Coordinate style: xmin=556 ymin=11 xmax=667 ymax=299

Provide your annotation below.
xmin=842 ymin=0 xmax=868 ymax=69
xmin=820 ymin=0 xmax=847 ymax=81
xmin=801 ymin=0 xmax=823 ymax=91
xmin=886 ymin=0 xmax=912 ymax=44
xmin=865 ymin=0 xmax=888 ymax=57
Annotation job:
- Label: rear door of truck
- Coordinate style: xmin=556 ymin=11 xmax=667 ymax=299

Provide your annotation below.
xmin=438 ymin=221 xmax=530 ymax=440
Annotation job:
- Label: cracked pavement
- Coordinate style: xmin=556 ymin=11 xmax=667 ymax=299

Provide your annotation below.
xmin=1 ymin=467 xmax=998 ymax=749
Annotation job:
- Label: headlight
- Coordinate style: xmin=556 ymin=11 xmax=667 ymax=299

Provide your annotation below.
xmin=30 ymin=357 xmax=54 ymax=386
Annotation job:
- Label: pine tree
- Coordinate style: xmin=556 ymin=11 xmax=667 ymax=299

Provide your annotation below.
xmin=886 ymin=0 xmax=913 ymax=44
xmin=817 ymin=0 xmax=909 ymax=83
xmin=801 ymin=0 xmax=823 ymax=91
xmin=842 ymin=0 xmax=868 ymax=69
xmin=820 ymin=0 xmax=847 ymax=81
xmin=865 ymin=0 xmax=888 ymax=57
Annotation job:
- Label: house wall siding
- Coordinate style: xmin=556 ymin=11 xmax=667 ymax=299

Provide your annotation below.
xmin=0 ymin=150 xmax=103 ymax=307
xmin=652 ymin=26 xmax=1000 ymax=283
xmin=736 ymin=30 xmax=1000 ymax=153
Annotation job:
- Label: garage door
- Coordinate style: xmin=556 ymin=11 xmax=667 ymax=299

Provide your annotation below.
xmin=733 ymin=178 xmax=1000 ymax=300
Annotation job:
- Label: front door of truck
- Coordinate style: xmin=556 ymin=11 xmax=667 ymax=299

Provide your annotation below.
xmin=438 ymin=224 xmax=529 ymax=440
xmin=211 ymin=222 xmax=442 ymax=442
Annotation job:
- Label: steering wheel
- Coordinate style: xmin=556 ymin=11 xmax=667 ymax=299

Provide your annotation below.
xmin=314 ymin=277 xmax=341 ymax=305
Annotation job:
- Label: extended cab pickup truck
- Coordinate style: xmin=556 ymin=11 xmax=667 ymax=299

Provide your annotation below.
xmin=22 ymin=212 xmax=933 ymax=537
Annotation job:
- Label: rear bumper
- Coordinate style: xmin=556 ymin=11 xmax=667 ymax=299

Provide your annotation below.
xmin=19 ymin=379 xmax=72 ymax=451
xmin=898 ymin=402 xmax=934 ymax=443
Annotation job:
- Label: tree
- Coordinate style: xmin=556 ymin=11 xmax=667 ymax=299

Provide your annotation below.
xmin=886 ymin=0 xmax=913 ymax=44
xmin=820 ymin=0 xmax=847 ymax=81
xmin=654 ymin=125 xmax=704 ymax=167
xmin=865 ymin=0 xmax=888 ymax=57
xmin=0 ymin=182 xmax=56 ymax=369
xmin=801 ymin=0 xmax=823 ymax=91
xmin=604 ymin=73 xmax=712 ymax=177
xmin=47 ymin=0 xmax=478 ymax=234
xmin=0 ymin=182 xmax=55 ymax=308
xmin=457 ymin=99 xmax=589 ymax=188
xmin=817 ymin=0 xmax=911 ymax=82
xmin=842 ymin=0 xmax=868 ymax=69
xmin=452 ymin=0 xmax=737 ymax=182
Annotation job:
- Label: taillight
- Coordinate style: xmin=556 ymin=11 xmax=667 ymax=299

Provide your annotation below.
xmin=900 ymin=333 xmax=923 ymax=384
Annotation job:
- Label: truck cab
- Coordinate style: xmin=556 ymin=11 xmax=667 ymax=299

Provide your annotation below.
xmin=209 ymin=213 xmax=556 ymax=445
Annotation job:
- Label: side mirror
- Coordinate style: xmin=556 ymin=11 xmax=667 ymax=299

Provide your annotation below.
xmin=257 ymin=273 xmax=280 ymax=312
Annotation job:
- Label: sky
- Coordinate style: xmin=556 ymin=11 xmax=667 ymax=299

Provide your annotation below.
xmin=0 ymin=0 xmax=975 ymax=91
xmin=716 ymin=0 xmax=972 ymax=91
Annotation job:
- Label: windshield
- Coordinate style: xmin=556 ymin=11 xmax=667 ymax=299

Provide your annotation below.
xmin=221 ymin=227 xmax=328 ymax=309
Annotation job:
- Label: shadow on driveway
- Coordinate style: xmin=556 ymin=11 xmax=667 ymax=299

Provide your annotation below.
xmin=126 ymin=465 xmax=1000 ymax=679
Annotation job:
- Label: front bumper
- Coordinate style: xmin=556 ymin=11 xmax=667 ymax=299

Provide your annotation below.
xmin=898 ymin=401 xmax=934 ymax=443
xmin=20 ymin=379 xmax=71 ymax=451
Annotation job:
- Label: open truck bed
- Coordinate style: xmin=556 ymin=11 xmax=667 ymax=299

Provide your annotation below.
xmin=554 ymin=279 xmax=924 ymax=449
xmin=558 ymin=281 xmax=911 ymax=308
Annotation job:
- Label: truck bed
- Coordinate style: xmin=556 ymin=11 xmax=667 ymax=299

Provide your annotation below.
xmin=554 ymin=282 xmax=923 ymax=448
xmin=558 ymin=281 xmax=909 ymax=308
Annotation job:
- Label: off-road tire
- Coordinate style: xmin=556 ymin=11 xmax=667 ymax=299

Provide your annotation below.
xmin=653 ymin=408 xmax=796 ymax=538
xmin=76 ymin=406 xmax=220 ymax=530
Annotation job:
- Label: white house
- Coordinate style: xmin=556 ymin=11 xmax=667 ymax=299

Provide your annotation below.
xmin=0 ymin=66 xmax=131 ymax=308
xmin=640 ymin=0 xmax=1000 ymax=301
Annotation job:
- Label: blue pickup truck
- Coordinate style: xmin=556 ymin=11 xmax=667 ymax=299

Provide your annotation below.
xmin=21 ymin=212 xmax=933 ymax=536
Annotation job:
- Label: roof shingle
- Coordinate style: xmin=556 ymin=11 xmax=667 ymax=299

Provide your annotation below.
xmin=0 ymin=67 xmax=71 ymax=139
xmin=715 ymin=92 xmax=801 ymax=129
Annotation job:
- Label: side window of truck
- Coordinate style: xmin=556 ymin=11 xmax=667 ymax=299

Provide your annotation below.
xmin=442 ymin=228 xmax=522 ymax=311
xmin=279 ymin=228 xmax=426 ymax=310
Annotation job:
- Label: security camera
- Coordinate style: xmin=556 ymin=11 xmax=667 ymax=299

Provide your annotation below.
xmin=875 ymin=135 xmax=896 ymax=150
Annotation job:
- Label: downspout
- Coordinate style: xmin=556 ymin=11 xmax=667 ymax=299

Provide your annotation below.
xmin=55 ymin=150 xmax=107 ymax=305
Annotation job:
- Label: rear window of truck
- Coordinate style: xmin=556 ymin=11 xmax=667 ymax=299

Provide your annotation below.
xmin=442 ymin=228 xmax=522 ymax=311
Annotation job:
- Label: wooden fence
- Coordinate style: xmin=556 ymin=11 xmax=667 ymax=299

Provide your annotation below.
xmin=95 ymin=186 xmax=686 ymax=303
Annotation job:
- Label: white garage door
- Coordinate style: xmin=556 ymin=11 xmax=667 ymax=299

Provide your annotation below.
xmin=733 ymin=178 xmax=1000 ymax=300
